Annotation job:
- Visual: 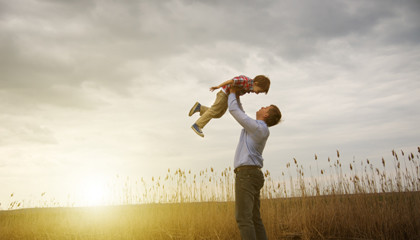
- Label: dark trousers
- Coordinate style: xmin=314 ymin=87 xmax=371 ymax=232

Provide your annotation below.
xmin=235 ymin=168 xmax=268 ymax=240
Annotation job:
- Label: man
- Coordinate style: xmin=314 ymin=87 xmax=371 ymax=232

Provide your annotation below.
xmin=228 ymin=87 xmax=282 ymax=240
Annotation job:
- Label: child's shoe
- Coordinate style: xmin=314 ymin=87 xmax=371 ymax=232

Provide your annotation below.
xmin=189 ymin=102 xmax=201 ymax=116
xmin=191 ymin=123 xmax=204 ymax=137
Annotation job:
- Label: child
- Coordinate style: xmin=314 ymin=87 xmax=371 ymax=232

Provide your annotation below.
xmin=189 ymin=75 xmax=270 ymax=137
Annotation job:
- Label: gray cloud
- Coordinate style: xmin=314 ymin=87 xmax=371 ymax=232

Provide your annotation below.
xmin=0 ymin=117 xmax=56 ymax=146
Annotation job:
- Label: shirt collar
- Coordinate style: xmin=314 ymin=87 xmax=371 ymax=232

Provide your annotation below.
xmin=257 ymin=119 xmax=267 ymax=127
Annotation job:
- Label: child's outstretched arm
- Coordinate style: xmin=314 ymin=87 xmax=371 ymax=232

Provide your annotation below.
xmin=210 ymin=79 xmax=234 ymax=92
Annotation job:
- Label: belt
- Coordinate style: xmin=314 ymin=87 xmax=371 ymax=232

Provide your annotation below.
xmin=234 ymin=165 xmax=261 ymax=173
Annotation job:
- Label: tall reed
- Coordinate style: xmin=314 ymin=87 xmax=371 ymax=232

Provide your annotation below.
xmin=3 ymin=147 xmax=419 ymax=209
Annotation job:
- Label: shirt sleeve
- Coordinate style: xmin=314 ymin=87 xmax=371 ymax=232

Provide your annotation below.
xmin=236 ymin=95 xmax=245 ymax=112
xmin=228 ymin=93 xmax=260 ymax=133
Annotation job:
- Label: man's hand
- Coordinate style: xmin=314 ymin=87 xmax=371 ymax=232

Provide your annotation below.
xmin=230 ymin=86 xmax=241 ymax=94
xmin=230 ymin=86 xmax=242 ymax=100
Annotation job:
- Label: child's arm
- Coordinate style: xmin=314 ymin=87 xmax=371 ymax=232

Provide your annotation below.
xmin=210 ymin=79 xmax=234 ymax=92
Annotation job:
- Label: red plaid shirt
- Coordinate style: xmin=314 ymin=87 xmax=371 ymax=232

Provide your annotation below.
xmin=222 ymin=75 xmax=254 ymax=96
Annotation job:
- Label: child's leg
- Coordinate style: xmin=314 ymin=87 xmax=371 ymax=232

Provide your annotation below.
xmin=195 ymin=90 xmax=228 ymax=128
xmin=199 ymin=105 xmax=209 ymax=115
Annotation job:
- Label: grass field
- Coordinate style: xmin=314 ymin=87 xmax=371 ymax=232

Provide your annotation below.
xmin=1 ymin=148 xmax=419 ymax=239
xmin=1 ymin=192 xmax=419 ymax=239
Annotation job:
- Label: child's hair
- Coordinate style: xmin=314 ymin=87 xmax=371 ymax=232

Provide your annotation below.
xmin=265 ymin=105 xmax=282 ymax=127
xmin=254 ymin=75 xmax=271 ymax=94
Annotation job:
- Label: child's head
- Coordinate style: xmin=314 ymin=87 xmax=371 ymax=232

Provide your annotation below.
xmin=253 ymin=75 xmax=270 ymax=94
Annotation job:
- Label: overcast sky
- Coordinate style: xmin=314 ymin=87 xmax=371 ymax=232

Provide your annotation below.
xmin=1 ymin=0 xmax=420 ymax=207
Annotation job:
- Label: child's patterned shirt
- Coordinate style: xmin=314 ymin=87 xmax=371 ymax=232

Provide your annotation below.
xmin=222 ymin=75 xmax=254 ymax=95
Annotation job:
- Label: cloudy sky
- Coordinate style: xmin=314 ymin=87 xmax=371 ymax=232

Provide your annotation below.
xmin=1 ymin=0 xmax=420 ymax=207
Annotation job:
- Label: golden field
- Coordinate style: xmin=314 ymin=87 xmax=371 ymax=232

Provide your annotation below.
xmin=1 ymin=148 xmax=419 ymax=239
xmin=1 ymin=192 xmax=419 ymax=240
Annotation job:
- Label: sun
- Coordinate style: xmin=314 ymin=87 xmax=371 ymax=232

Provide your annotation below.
xmin=81 ymin=175 xmax=110 ymax=206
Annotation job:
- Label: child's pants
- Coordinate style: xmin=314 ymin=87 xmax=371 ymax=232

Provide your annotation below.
xmin=195 ymin=90 xmax=228 ymax=128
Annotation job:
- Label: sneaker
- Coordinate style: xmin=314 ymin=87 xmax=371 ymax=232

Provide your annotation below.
xmin=191 ymin=123 xmax=204 ymax=137
xmin=189 ymin=102 xmax=201 ymax=116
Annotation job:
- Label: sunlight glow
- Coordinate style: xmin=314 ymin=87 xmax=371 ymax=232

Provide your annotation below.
xmin=81 ymin=176 xmax=110 ymax=206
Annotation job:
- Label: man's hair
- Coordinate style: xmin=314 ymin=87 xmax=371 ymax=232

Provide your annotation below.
xmin=265 ymin=105 xmax=282 ymax=127
xmin=254 ymin=75 xmax=270 ymax=94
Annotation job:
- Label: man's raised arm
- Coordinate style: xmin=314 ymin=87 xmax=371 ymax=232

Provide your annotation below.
xmin=228 ymin=90 xmax=259 ymax=132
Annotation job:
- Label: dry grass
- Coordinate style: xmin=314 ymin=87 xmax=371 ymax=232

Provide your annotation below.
xmin=1 ymin=147 xmax=420 ymax=239
xmin=0 ymin=202 xmax=238 ymax=240
xmin=1 ymin=192 xmax=419 ymax=239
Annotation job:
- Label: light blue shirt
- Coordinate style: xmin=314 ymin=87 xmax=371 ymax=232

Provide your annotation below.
xmin=228 ymin=93 xmax=269 ymax=169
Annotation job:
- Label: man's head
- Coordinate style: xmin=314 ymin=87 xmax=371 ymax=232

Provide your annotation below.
xmin=256 ymin=105 xmax=282 ymax=127
xmin=252 ymin=75 xmax=270 ymax=94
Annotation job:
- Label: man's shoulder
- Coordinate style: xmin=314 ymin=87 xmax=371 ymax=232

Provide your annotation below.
xmin=257 ymin=120 xmax=270 ymax=135
xmin=257 ymin=120 xmax=269 ymax=128
xmin=243 ymin=120 xmax=269 ymax=139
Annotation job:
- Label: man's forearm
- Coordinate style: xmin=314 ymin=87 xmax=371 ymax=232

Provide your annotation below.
xmin=228 ymin=94 xmax=249 ymax=123
xmin=229 ymin=93 xmax=259 ymax=132
xmin=229 ymin=87 xmax=244 ymax=111
xmin=228 ymin=93 xmax=240 ymax=112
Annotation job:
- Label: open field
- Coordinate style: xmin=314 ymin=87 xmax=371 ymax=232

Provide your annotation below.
xmin=1 ymin=192 xmax=419 ymax=240
xmin=1 ymin=148 xmax=419 ymax=239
